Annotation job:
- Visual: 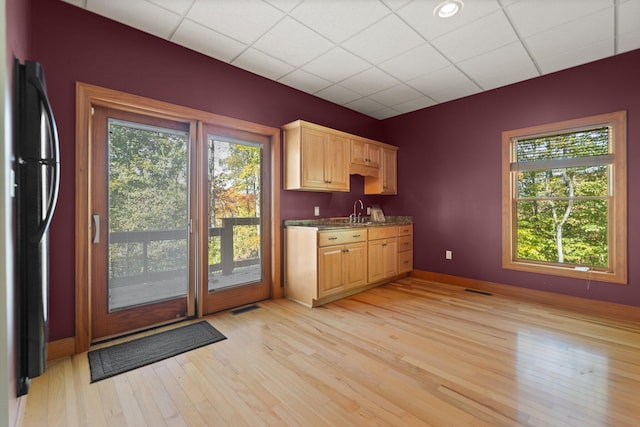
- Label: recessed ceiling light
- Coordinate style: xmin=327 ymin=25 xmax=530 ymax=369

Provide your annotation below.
xmin=433 ymin=0 xmax=464 ymax=18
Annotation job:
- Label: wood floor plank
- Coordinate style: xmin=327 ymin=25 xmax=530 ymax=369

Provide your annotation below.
xmin=19 ymin=277 xmax=640 ymax=426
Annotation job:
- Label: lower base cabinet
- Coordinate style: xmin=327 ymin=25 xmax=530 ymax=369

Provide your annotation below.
xmin=398 ymin=224 xmax=413 ymax=274
xmin=318 ymin=241 xmax=367 ymax=299
xmin=367 ymin=227 xmax=398 ymax=283
xmin=285 ymin=224 xmax=413 ymax=307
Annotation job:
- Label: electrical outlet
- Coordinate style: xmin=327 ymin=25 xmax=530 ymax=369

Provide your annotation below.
xmin=366 ymin=207 xmax=371 ymax=215
xmin=314 ymin=206 xmax=320 ymax=216
xmin=445 ymin=250 xmax=452 ymax=260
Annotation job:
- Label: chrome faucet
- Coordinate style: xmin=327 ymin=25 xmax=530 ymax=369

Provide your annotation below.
xmin=350 ymin=199 xmax=364 ymax=223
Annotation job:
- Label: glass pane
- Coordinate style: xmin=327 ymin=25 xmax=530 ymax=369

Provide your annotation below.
xmin=108 ymin=119 xmax=189 ymax=311
xmin=517 ymin=165 xmax=609 ymax=199
xmin=515 ymin=199 xmax=608 ymax=268
xmin=207 ymin=136 xmax=262 ymax=291
xmin=515 ymin=127 xmax=610 ymax=163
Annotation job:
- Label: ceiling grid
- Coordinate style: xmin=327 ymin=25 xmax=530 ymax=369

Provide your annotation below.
xmin=63 ymin=0 xmax=640 ymax=119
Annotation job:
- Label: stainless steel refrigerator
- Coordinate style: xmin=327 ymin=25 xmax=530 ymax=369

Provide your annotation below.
xmin=14 ymin=59 xmax=60 ymax=396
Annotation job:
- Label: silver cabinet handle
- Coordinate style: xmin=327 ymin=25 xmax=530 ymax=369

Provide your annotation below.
xmin=92 ymin=214 xmax=100 ymax=244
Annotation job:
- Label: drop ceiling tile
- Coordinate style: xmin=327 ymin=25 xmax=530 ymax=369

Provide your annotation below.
xmin=187 ymin=0 xmax=284 ymax=44
xmin=147 ymin=0 xmax=194 ymax=16
xmin=408 ymin=66 xmax=481 ymax=103
xmin=315 ymin=84 xmax=362 ymax=105
xmin=398 ymin=0 xmax=502 ymax=41
xmin=277 ymin=69 xmax=332 ymax=94
xmin=368 ymin=107 xmax=403 ymax=120
xmin=302 ymin=47 xmax=370 ymax=82
xmin=368 ymin=84 xmax=423 ymax=106
xmin=252 ymin=17 xmax=334 ymax=67
xmin=380 ymin=0 xmax=412 ymax=10
xmin=536 ymin=39 xmax=614 ymax=74
xmin=86 ymin=0 xmax=181 ymax=38
xmin=265 ymin=0 xmax=303 ymax=13
xmin=340 ymin=68 xmax=400 ymax=96
xmin=342 ymin=14 xmax=424 ymax=64
xmin=232 ymin=48 xmax=295 ymax=80
xmin=457 ymin=41 xmax=538 ymax=90
xmin=379 ymin=43 xmax=451 ymax=82
xmin=525 ymin=8 xmax=614 ymax=63
xmin=618 ymin=0 xmax=640 ymax=53
xmin=62 ymin=0 xmax=86 ymax=7
xmin=291 ymin=0 xmax=390 ymax=43
xmin=344 ymin=97 xmax=386 ymax=115
xmin=392 ymin=96 xmax=437 ymax=114
xmin=172 ymin=19 xmax=247 ymax=62
xmin=431 ymin=11 xmax=518 ymax=63
xmin=506 ymin=0 xmax=612 ymax=38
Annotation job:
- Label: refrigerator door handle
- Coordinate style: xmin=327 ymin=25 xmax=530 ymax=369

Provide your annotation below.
xmin=92 ymin=214 xmax=100 ymax=244
xmin=29 ymin=75 xmax=60 ymax=242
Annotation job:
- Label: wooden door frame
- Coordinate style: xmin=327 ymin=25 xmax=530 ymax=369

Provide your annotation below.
xmin=75 ymin=82 xmax=282 ymax=353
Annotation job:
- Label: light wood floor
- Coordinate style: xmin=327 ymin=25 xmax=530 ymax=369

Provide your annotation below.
xmin=20 ymin=277 xmax=640 ymax=427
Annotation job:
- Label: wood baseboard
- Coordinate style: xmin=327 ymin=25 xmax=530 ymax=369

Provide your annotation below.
xmin=410 ymin=270 xmax=640 ymax=322
xmin=47 ymin=337 xmax=76 ymax=360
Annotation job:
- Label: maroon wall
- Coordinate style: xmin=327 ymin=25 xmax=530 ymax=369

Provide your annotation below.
xmin=29 ymin=0 xmax=640 ymax=341
xmin=382 ymin=49 xmax=640 ymax=307
xmin=29 ymin=0 xmax=385 ymax=340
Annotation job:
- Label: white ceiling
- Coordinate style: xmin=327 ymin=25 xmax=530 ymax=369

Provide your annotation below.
xmin=62 ymin=0 xmax=640 ymax=119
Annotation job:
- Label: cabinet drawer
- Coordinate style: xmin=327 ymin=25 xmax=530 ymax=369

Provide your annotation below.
xmin=367 ymin=226 xmax=397 ymax=240
xmin=398 ymin=224 xmax=413 ymax=236
xmin=398 ymin=250 xmax=413 ymax=274
xmin=398 ymin=235 xmax=413 ymax=252
xmin=318 ymin=229 xmax=367 ymax=247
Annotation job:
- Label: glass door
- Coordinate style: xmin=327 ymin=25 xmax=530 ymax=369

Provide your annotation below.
xmin=91 ymin=107 xmax=195 ymax=340
xmin=199 ymin=125 xmax=271 ymax=315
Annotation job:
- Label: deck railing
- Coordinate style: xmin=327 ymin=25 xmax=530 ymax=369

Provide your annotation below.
xmin=109 ymin=217 xmax=260 ymax=286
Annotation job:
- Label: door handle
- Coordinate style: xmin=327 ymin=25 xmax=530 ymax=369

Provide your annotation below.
xmin=92 ymin=214 xmax=100 ymax=244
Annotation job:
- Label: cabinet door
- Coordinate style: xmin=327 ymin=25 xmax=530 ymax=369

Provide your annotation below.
xmin=301 ymin=127 xmax=328 ymax=189
xmin=351 ymin=139 xmax=367 ymax=166
xmin=367 ymin=239 xmax=386 ymax=283
xmin=381 ymin=148 xmax=397 ymax=195
xmin=343 ymin=242 xmax=367 ymax=289
xmin=318 ymin=246 xmax=345 ymax=298
xmin=383 ymin=238 xmax=398 ymax=278
xmin=351 ymin=139 xmax=381 ymax=168
xmin=367 ymin=144 xmax=381 ymax=168
xmin=326 ymin=134 xmax=350 ymax=191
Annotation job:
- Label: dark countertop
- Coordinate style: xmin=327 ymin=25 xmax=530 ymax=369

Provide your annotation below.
xmin=284 ymin=216 xmax=412 ymax=230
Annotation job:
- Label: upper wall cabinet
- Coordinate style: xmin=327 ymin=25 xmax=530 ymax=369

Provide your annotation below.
xmin=350 ymin=137 xmax=381 ymax=177
xmin=365 ymin=147 xmax=397 ymax=195
xmin=283 ymin=120 xmax=398 ymax=194
xmin=283 ymin=121 xmax=350 ymax=192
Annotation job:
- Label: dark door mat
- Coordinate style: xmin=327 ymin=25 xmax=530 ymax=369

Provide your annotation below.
xmin=88 ymin=321 xmax=226 ymax=383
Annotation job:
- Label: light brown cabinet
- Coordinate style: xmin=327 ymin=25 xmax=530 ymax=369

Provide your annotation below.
xmin=367 ymin=226 xmax=398 ymax=283
xmin=283 ymin=120 xmax=397 ymax=194
xmin=319 ymin=241 xmax=367 ymax=298
xmin=365 ymin=147 xmax=397 ymax=195
xmin=351 ymin=138 xmax=381 ymax=168
xmin=285 ymin=224 xmax=412 ymax=307
xmin=397 ymin=224 xmax=413 ymax=274
xmin=284 ymin=122 xmax=350 ymax=191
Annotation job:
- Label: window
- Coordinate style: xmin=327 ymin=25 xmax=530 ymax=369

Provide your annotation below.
xmin=502 ymin=111 xmax=627 ymax=284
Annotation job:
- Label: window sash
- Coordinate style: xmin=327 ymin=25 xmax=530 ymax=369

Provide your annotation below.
xmin=501 ymin=111 xmax=627 ymax=284
xmin=510 ymin=153 xmax=613 ymax=172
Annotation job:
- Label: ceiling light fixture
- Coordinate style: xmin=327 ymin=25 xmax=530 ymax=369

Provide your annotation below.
xmin=433 ymin=0 xmax=464 ymax=18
